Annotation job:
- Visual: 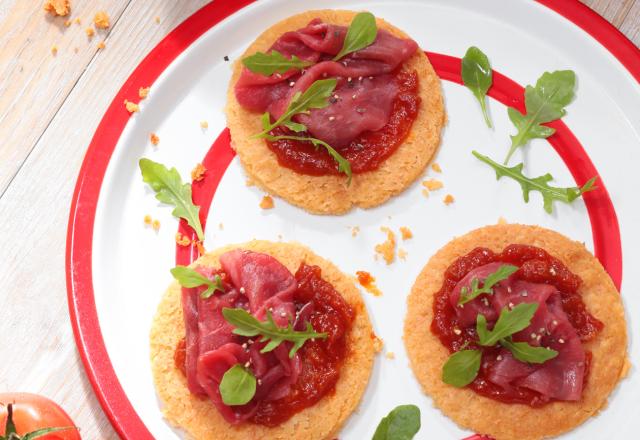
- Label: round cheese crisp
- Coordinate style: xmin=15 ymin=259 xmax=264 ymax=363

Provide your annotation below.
xmin=404 ymin=224 xmax=629 ymax=440
xmin=225 ymin=10 xmax=445 ymax=215
xmin=151 ymin=240 xmax=375 ymax=440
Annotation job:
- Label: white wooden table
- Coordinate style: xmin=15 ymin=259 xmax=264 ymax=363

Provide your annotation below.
xmin=0 ymin=1 xmax=638 ymax=438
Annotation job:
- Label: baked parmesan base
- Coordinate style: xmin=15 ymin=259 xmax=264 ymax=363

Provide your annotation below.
xmin=225 ymin=10 xmax=446 ymax=215
xmin=150 ymin=240 xmax=375 ymax=440
xmin=404 ymin=224 xmax=628 ymax=440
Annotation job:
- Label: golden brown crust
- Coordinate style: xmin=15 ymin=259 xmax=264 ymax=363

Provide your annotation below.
xmin=404 ymin=224 xmax=628 ymax=440
xmin=151 ymin=241 xmax=375 ymax=440
xmin=225 ymin=10 xmax=446 ymax=214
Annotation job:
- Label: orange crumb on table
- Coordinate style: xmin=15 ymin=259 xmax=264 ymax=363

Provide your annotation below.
xmin=443 ymin=194 xmax=455 ymax=205
xmin=356 ymin=271 xmax=383 ymax=297
xmin=422 ymin=178 xmax=443 ymax=191
xmin=93 ymin=11 xmax=110 ymax=29
xmin=143 ymin=215 xmax=152 ymax=226
xmin=200 ymin=121 xmax=209 ymax=129
xmin=124 ymin=100 xmax=139 ymax=113
xmin=260 ymin=195 xmax=275 ymax=209
xmin=375 ymin=227 xmax=396 ymax=265
xmin=73 ymin=47 xmax=79 ymax=53
xmin=498 ymin=216 xmax=508 ymax=225
xmin=64 ymin=19 xmax=71 ymax=27
xmin=175 ymin=233 xmax=191 ymax=247
xmin=85 ymin=27 xmax=95 ymax=37
xmin=385 ymin=351 xmax=395 ymax=360
xmin=431 ymin=162 xmax=442 ymax=173
xmin=97 ymin=41 xmax=105 ymax=49
xmin=152 ymin=219 xmax=161 ymax=231
xmin=400 ymin=226 xmax=413 ymax=240
xmin=74 ymin=17 xmax=81 ymax=25
xmin=139 ymin=87 xmax=150 ymax=99
xmin=191 ymin=163 xmax=206 ymax=182
xmin=150 ymin=133 xmax=159 ymax=146
xmin=218 ymin=223 xmax=224 ymax=230
xmin=398 ymin=248 xmax=408 ymax=260
xmin=51 ymin=45 xmax=58 ymax=55
xmin=351 ymin=226 xmax=360 ymax=237
xmin=43 ymin=0 xmax=70 ymax=16
xmin=154 ymin=16 xmax=161 ymax=24
xmin=422 ymin=188 xmax=429 ymax=198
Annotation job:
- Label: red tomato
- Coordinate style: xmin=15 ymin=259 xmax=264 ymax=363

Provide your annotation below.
xmin=0 ymin=393 xmax=80 ymax=440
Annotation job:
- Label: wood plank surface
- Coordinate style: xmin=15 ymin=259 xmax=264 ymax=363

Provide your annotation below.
xmin=0 ymin=1 xmax=637 ymax=439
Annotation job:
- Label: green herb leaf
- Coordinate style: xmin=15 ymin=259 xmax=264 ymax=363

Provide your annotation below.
xmin=477 ymin=302 xmax=538 ymax=346
xmin=501 ymin=337 xmax=559 ymax=364
xmin=139 ymin=158 xmax=204 ymax=241
xmin=372 ymin=404 xmax=421 ymax=440
xmin=473 ymin=150 xmax=596 ymax=213
xmin=222 ymin=308 xmax=327 ymax=358
xmin=442 ymin=349 xmax=482 ymax=388
xmin=219 ymin=364 xmax=256 ymax=406
xmin=458 ymin=264 xmax=518 ymax=305
xmin=504 ymin=70 xmax=576 ymax=164
xmin=334 ymin=12 xmax=377 ymax=61
xmin=242 ymin=50 xmax=313 ymax=76
xmin=461 ymin=46 xmax=493 ymax=128
xmin=170 ymin=266 xmax=225 ymax=299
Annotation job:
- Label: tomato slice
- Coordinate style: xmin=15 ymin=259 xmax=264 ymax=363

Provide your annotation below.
xmin=0 ymin=393 xmax=80 ymax=440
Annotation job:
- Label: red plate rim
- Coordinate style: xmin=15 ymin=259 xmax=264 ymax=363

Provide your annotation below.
xmin=65 ymin=1 xmax=639 ymax=438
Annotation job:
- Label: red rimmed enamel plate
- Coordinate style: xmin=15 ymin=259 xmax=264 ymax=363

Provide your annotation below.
xmin=67 ymin=0 xmax=640 ymax=438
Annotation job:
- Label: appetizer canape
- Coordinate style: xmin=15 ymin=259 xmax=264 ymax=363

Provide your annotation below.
xmin=151 ymin=241 xmax=375 ymax=440
xmin=226 ymin=10 xmax=445 ymax=214
xmin=404 ymin=224 xmax=628 ymax=440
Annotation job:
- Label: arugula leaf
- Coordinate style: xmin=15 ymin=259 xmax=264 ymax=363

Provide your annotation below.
xmin=442 ymin=349 xmax=482 ymax=388
xmin=461 ymin=46 xmax=493 ymax=128
xmin=170 ymin=266 xmax=224 ymax=299
xmin=222 ymin=307 xmax=327 ymax=358
xmin=252 ymin=78 xmax=352 ymax=182
xmin=139 ymin=158 xmax=204 ymax=241
xmin=372 ymin=404 xmax=421 ymax=440
xmin=219 ymin=364 xmax=256 ymax=406
xmin=501 ymin=337 xmax=558 ymax=364
xmin=242 ymin=50 xmax=313 ymax=76
xmin=473 ymin=151 xmax=596 ymax=213
xmin=477 ymin=302 xmax=538 ymax=346
xmin=334 ymin=12 xmax=377 ymax=61
xmin=504 ymin=70 xmax=576 ymax=164
xmin=458 ymin=264 xmax=518 ymax=305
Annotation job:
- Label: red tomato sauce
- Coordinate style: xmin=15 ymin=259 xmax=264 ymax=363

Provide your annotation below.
xmin=431 ymin=244 xmax=603 ymax=406
xmin=266 ymin=70 xmax=420 ymax=175
xmin=175 ymin=263 xmax=354 ymax=426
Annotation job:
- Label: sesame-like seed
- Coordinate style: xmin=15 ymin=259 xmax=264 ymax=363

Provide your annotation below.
xmin=559 ymin=338 xmax=565 ymax=344
xmin=244 ymin=361 xmax=250 ymax=368
xmin=280 ymin=312 xmax=287 ymax=317
xmin=347 ymin=77 xmax=352 ymax=82
xmin=247 ymin=339 xmax=254 ymax=344
xmin=550 ymin=267 xmax=557 ymax=275
xmin=497 ymin=355 xmax=503 ymax=361
xmin=333 ymin=94 xmax=339 ymax=99
xmin=358 ymin=76 xmax=363 ymax=81
xmin=530 ymin=333 xmax=537 ymax=339
xmin=275 ymin=73 xmax=281 ymax=78
xmin=536 ymin=334 xmax=542 ymax=341
xmin=368 ymin=76 xmax=373 ymax=79
xmin=257 ymin=379 xmax=262 ymax=385
xmin=352 ymin=94 xmax=356 ymax=99
xmin=508 ymin=302 xmax=515 ymax=309
xmin=322 ymin=73 xmax=327 ymax=78
xmin=521 ymin=290 xmax=528 ymax=297
xmin=240 ymin=287 xmax=245 ymax=294
xmin=329 ymin=116 xmax=335 ymax=121
xmin=453 ymin=328 xmax=462 ymax=335
xmin=539 ymin=327 xmax=545 ymax=333
xmin=552 ymin=320 xmax=558 ymax=326
xmin=289 ymin=81 xmax=295 ymax=87
xmin=507 ymin=286 xmax=512 ymax=293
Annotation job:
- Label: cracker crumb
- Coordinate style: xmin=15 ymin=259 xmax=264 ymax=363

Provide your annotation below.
xmin=398 ymin=248 xmax=408 ymax=260
xmin=351 ymin=226 xmax=360 ymax=237
xmin=498 ymin=216 xmax=508 ymax=225
xmin=260 ymin=195 xmax=275 ymax=210
xmin=200 ymin=120 xmax=209 ymax=129
xmin=85 ymin=27 xmax=95 ymax=38
xmin=154 ymin=16 xmax=160 ymax=24
xmin=51 ymin=45 xmax=58 ymax=55
xmin=356 ymin=271 xmax=382 ymax=297
xmin=97 ymin=41 xmax=105 ymax=49
xmin=143 ymin=215 xmax=152 ymax=226
xmin=64 ymin=19 xmax=71 ymax=27
xmin=44 ymin=0 xmax=70 ymax=17
xmin=375 ymin=227 xmax=396 ymax=265
xmin=175 ymin=232 xmax=191 ymax=247
xmin=93 ymin=11 xmax=110 ymax=29
xmin=431 ymin=162 xmax=442 ymax=173
xmin=422 ymin=188 xmax=430 ymax=198
xmin=74 ymin=17 xmax=81 ymax=25
xmin=385 ymin=351 xmax=396 ymax=360
xmin=150 ymin=133 xmax=159 ymax=146
xmin=191 ymin=163 xmax=206 ymax=182
xmin=443 ymin=194 xmax=455 ymax=205
xmin=139 ymin=86 xmax=150 ymax=99
xmin=422 ymin=178 xmax=443 ymax=191
xmin=400 ymin=226 xmax=413 ymax=240
xmin=124 ymin=100 xmax=139 ymax=113
xmin=218 ymin=223 xmax=224 ymax=230
xmin=152 ymin=219 xmax=161 ymax=231
xmin=73 ymin=47 xmax=79 ymax=53
xmin=372 ymin=335 xmax=383 ymax=353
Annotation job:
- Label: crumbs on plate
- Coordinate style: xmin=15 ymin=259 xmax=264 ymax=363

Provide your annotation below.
xmin=44 ymin=0 xmax=70 ymax=17
xmin=150 ymin=133 xmax=159 ymax=146
xmin=191 ymin=163 xmax=206 ymax=182
xmin=356 ymin=271 xmax=382 ymax=297
xmin=200 ymin=120 xmax=209 ymax=129
xmin=139 ymin=87 xmax=150 ymax=99
xmin=375 ymin=227 xmax=396 ymax=265
xmin=431 ymin=162 xmax=442 ymax=173
xmin=443 ymin=194 xmax=455 ymax=205
xmin=124 ymin=100 xmax=139 ymax=113
xmin=400 ymin=226 xmax=413 ymax=240
xmin=85 ymin=27 xmax=95 ymax=38
xmin=93 ymin=11 xmax=110 ymax=29
xmin=260 ymin=195 xmax=274 ymax=210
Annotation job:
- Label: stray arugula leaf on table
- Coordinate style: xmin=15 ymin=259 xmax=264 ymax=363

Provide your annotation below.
xmin=252 ymin=78 xmax=352 ymax=182
xmin=442 ymin=303 xmax=558 ymax=387
xmin=461 ymin=46 xmax=493 ymax=128
xmin=222 ymin=307 xmax=327 ymax=358
xmin=219 ymin=364 xmax=256 ymax=406
xmin=170 ymin=266 xmax=224 ymax=299
xmin=372 ymin=404 xmax=421 ymax=440
xmin=472 ymin=150 xmax=596 ymax=214
xmin=458 ymin=264 xmax=518 ymax=305
xmin=139 ymin=158 xmax=204 ymax=241
xmin=242 ymin=50 xmax=313 ymax=76
xmin=334 ymin=11 xmax=378 ymax=61
xmin=504 ymin=70 xmax=576 ymax=164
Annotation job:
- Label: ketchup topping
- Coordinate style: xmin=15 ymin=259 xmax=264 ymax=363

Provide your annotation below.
xmin=174 ymin=263 xmax=354 ymax=426
xmin=431 ymin=244 xmax=603 ymax=406
xmin=266 ymin=69 xmax=420 ymax=175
